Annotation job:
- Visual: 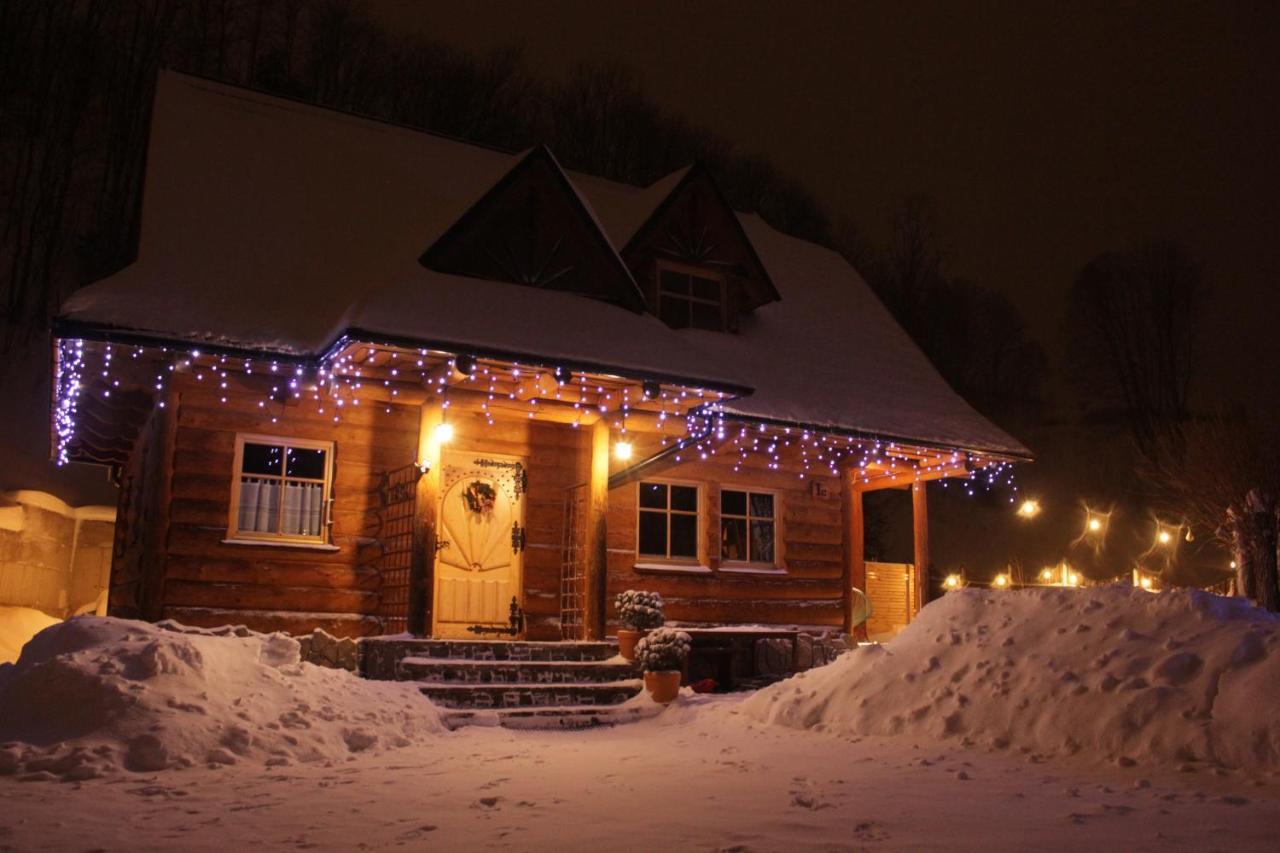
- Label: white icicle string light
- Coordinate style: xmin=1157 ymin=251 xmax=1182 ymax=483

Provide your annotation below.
xmin=52 ymin=338 xmax=1016 ymax=501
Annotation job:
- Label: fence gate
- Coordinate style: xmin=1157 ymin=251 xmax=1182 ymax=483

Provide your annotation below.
xmin=372 ymin=463 xmax=422 ymax=635
xmin=559 ymin=483 xmax=588 ymax=640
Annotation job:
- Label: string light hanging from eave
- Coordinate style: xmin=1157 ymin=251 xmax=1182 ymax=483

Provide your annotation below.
xmin=53 ymin=338 xmax=713 ymax=465
xmin=53 ymin=337 xmax=1017 ymax=500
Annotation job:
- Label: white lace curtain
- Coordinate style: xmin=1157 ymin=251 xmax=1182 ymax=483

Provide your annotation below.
xmin=239 ymin=478 xmax=323 ymax=536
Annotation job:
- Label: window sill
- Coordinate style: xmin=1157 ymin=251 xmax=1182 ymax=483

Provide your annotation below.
xmin=718 ymin=564 xmax=787 ymax=575
xmin=633 ymin=561 xmax=713 ymax=575
xmin=221 ymin=537 xmax=340 ymax=552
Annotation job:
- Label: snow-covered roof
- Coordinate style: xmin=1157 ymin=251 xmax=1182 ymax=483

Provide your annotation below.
xmin=57 ymin=71 xmax=1029 ymax=458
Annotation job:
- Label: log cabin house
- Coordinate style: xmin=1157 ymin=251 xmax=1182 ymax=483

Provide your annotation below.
xmin=50 ymin=71 xmax=1030 ymax=649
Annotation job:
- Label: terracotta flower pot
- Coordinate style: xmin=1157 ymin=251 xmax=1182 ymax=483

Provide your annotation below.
xmin=617 ymin=628 xmax=644 ymax=661
xmin=644 ymin=670 xmax=682 ymax=704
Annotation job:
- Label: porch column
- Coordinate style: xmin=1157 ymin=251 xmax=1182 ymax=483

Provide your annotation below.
xmin=842 ymin=470 xmax=866 ymax=637
xmin=409 ymin=400 xmax=444 ymax=636
xmin=584 ymin=419 xmax=610 ymax=640
xmin=911 ymin=481 xmax=930 ymax=617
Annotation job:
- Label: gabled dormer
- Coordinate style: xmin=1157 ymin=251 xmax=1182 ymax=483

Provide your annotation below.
xmin=421 ymin=146 xmax=646 ymax=312
xmin=622 ymin=164 xmax=780 ymax=332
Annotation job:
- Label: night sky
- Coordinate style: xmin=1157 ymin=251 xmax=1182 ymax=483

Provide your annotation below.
xmin=374 ymin=0 xmax=1280 ymax=409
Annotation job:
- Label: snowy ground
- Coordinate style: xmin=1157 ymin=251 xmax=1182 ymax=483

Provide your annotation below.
xmin=2 ymin=588 xmax=1278 ymax=851
xmin=1 ymin=696 xmax=1277 ymax=852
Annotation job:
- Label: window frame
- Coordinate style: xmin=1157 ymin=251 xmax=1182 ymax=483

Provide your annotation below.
xmin=226 ymin=433 xmax=335 ymax=547
xmin=717 ymin=485 xmax=782 ymax=571
xmin=654 ymin=260 xmax=727 ymax=332
xmin=635 ymin=478 xmax=703 ymax=567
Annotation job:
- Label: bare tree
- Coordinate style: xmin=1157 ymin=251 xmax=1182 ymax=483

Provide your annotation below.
xmin=1146 ymin=413 xmax=1280 ymax=610
xmin=857 ymin=199 xmax=1046 ymax=423
xmin=1066 ymin=240 xmax=1204 ymax=457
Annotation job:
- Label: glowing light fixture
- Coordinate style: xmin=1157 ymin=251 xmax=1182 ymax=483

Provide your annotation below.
xmin=1017 ymin=499 xmax=1041 ymax=519
xmin=614 ymin=439 xmax=633 ymax=461
xmin=1040 ymin=568 xmax=1054 ymax=582
xmin=1087 ymin=517 xmax=1102 ymax=533
xmin=944 ymin=573 xmax=961 ymax=590
xmin=434 ymin=422 xmax=455 ymax=444
xmin=1157 ymin=529 xmax=1172 ymax=545
xmin=992 ymin=573 xmax=1010 ymax=589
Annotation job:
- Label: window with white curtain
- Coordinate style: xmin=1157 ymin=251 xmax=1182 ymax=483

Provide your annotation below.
xmin=229 ymin=435 xmax=333 ymax=544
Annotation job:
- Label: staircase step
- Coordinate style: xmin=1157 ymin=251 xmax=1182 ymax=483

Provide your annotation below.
xmin=441 ymin=703 xmax=665 ymax=731
xmin=419 ymin=680 xmax=643 ymax=709
xmin=361 ymin=638 xmax=620 ymax=678
xmin=399 ymin=656 xmax=635 ymax=684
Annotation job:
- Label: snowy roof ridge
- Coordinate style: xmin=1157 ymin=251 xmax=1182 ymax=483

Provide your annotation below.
xmin=56 ymin=70 xmax=1031 ymax=459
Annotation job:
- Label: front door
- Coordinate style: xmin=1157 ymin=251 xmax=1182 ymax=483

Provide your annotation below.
xmin=432 ymin=451 xmax=526 ymax=639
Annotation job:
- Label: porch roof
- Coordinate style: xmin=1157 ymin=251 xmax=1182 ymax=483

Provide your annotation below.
xmin=57 ymin=71 xmax=1030 ymax=459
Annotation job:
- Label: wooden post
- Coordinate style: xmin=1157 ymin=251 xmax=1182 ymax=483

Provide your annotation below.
xmin=842 ymin=471 xmax=866 ymax=637
xmin=911 ymin=481 xmax=930 ymax=617
xmin=584 ymin=419 xmax=610 ymax=640
xmin=409 ymin=401 xmax=444 ymax=636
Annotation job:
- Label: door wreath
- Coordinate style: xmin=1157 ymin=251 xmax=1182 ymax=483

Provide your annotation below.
xmin=461 ymin=480 xmax=497 ymax=516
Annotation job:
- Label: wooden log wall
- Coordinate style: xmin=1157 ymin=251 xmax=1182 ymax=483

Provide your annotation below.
xmin=107 ymin=371 xmax=866 ymax=640
xmin=604 ymin=451 xmax=848 ymax=631
xmin=107 ymin=401 xmax=172 ymax=620
xmin=154 ymin=379 xmax=418 ymax=637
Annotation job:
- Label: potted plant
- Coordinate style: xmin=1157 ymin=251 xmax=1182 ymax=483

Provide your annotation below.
xmin=614 ymin=589 xmax=664 ymax=661
xmin=634 ymin=627 xmax=691 ymax=704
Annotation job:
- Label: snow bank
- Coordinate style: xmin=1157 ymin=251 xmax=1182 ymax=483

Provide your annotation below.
xmin=0 ymin=606 xmax=60 ymax=665
xmin=0 ymin=616 xmax=442 ymax=781
xmin=743 ymin=586 xmax=1280 ymax=772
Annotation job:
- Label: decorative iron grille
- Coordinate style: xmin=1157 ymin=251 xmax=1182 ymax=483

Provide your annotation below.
xmin=372 ymin=463 xmax=422 ymax=635
xmin=559 ymin=483 xmax=588 ymax=640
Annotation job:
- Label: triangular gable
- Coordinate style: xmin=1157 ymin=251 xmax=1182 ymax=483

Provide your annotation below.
xmin=420 ymin=146 xmax=646 ymax=312
xmin=622 ymin=164 xmax=781 ymax=312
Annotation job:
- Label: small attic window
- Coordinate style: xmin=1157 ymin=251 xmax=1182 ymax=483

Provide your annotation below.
xmin=657 ymin=263 xmax=725 ymax=331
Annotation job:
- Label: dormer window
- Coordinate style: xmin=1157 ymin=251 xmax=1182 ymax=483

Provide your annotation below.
xmin=657 ymin=263 xmax=725 ymax=331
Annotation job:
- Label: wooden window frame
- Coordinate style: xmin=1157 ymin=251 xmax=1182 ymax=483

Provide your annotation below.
xmin=635 ymin=478 xmax=705 ymax=569
xmin=718 ymin=485 xmax=783 ymax=573
xmin=654 ymin=259 xmax=727 ymax=332
xmin=226 ymin=433 xmax=335 ymax=547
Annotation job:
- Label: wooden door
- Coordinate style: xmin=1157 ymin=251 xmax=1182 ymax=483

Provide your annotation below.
xmin=432 ymin=451 xmax=526 ymax=638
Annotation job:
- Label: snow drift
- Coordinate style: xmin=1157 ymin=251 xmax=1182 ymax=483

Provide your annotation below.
xmin=0 ymin=616 xmax=442 ymax=781
xmin=744 ymin=586 xmax=1280 ymax=773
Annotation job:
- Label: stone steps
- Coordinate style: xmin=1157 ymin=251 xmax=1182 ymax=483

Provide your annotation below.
xmin=360 ymin=637 xmax=653 ymax=725
xmin=440 ymin=703 xmax=664 ymax=731
xmin=419 ymin=679 xmax=643 ymax=710
xmin=399 ymin=656 xmax=636 ymax=685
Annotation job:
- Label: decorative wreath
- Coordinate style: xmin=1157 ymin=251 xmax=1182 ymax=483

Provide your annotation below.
xmin=461 ymin=480 xmax=497 ymax=516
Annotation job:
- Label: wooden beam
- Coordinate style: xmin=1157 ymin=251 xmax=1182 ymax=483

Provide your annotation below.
xmin=409 ymin=400 xmax=444 ymax=636
xmin=853 ymin=463 xmax=968 ymax=492
xmin=842 ymin=469 xmax=866 ymax=639
xmin=584 ymin=419 xmax=610 ymax=640
xmin=513 ymin=372 xmax=559 ymax=401
xmin=911 ymin=481 xmax=930 ymax=618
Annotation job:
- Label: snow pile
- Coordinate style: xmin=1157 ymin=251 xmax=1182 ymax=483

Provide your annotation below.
xmin=0 ymin=606 xmax=60 ymax=665
xmin=0 ymin=616 xmax=442 ymax=781
xmin=743 ymin=586 xmax=1280 ymax=772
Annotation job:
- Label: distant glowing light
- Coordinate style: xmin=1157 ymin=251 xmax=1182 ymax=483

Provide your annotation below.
xmin=434 ymin=422 xmax=454 ymax=444
xmin=992 ymin=573 xmax=1010 ymax=589
xmin=1017 ymin=499 xmax=1041 ymax=518
xmin=1157 ymin=529 xmax=1172 ymax=545
xmin=1087 ymin=517 xmax=1102 ymax=532
xmin=614 ymin=439 xmax=633 ymax=461
xmin=944 ymin=574 xmax=961 ymax=590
